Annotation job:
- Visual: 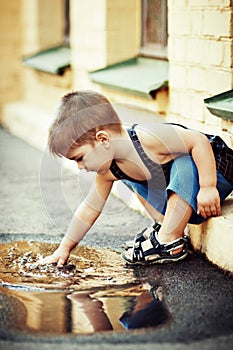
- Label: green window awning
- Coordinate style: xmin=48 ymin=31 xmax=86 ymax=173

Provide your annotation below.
xmin=22 ymin=46 xmax=71 ymax=75
xmin=204 ymin=90 xmax=233 ymax=121
xmin=89 ymin=57 xmax=168 ymax=99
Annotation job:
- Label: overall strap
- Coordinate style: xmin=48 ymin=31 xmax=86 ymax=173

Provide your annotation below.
xmin=127 ymin=124 xmax=169 ymax=189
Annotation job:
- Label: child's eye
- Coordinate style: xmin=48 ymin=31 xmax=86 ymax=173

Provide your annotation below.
xmin=75 ymin=156 xmax=83 ymax=163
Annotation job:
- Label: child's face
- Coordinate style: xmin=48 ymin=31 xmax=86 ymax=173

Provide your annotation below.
xmin=68 ymin=141 xmax=112 ymax=175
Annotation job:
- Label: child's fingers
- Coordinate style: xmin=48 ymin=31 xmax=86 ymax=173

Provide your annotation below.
xmin=57 ymin=257 xmax=67 ymax=267
xmin=39 ymin=255 xmax=67 ymax=266
xmin=197 ymin=203 xmax=221 ymax=218
xmin=38 ymin=255 xmax=57 ymax=265
xmin=210 ymin=203 xmax=221 ymax=216
xmin=197 ymin=206 xmax=207 ymax=218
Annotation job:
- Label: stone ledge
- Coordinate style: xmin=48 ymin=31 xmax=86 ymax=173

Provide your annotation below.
xmin=189 ymin=193 xmax=233 ymax=273
xmin=0 ymin=100 xmax=53 ymax=151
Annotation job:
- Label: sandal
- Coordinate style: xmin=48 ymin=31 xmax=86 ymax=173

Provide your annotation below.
xmin=124 ymin=221 xmax=161 ymax=249
xmin=122 ymin=230 xmax=189 ymax=265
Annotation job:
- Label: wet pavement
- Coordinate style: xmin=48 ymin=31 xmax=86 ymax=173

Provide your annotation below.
xmin=0 ymin=240 xmax=170 ymax=335
xmin=0 ymin=126 xmax=233 ymax=350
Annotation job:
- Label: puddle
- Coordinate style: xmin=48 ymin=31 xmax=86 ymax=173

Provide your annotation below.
xmin=0 ymin=241 xmax=133 ymax=290
xmin=0 ymin=241 xmax=170 ymax=335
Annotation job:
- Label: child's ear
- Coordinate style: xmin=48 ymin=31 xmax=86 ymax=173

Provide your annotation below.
xmin=96 ymin=130 xmax=110 ymax=149
xmin=96 ymin=130 xmax=109 ymax=143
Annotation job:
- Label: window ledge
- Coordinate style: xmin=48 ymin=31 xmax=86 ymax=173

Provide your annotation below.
xmin=22 ymin=46 xmax=71 ymax=75
xmin=204 ymin=90 xmax=233 ymax=121
xmin=89 ymin=57 xmax=168 ymax=99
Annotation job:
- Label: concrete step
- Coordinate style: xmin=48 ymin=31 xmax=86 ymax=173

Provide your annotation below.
xmin=189 ymin=193 xmax=233 ymax=273
xmin=1 ymin=99 xmax=232 ymax=273
xmin=1 ymin=100 xmax=53 ymax=151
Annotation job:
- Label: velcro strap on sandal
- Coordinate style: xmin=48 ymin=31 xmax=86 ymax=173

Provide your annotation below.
xmin=150 ymin=231 xmax=188 ymax=252
xmin=132 ymin=241 xmax=145 ymax=262
xmin=152 ymin=221 xmax=161 ymax=232
xmin=135 ymin=227 xmax=147 ymax=242
xmin=149 ymin=231 xmax=161 ymax=249
xmin=164 ymin=237 xmax=186 ymax=252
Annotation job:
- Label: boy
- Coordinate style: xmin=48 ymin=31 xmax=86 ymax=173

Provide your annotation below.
xmin=40 ymin=90 xmax=233 ymax=266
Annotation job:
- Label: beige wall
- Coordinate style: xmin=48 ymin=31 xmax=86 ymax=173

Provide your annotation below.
xmin=21 ymin=0 xmax=64 ymax=55
xmin=21 ymin=0 xmax=66 ymax=108
xmin=71 ymin=0 xmax=160 ymax=114
xmin=0 ymin=0 xmax=23 ymax=107
xmin=168 ymin=0 xmax=233 ymax=128
xmin=0 ymin=0 xmax=71 ymax=150
xmin=0 ymin=0 xmax=232 ymax=133
xmin=71 ymin=0 xmax=141 ymax=94
xmin=0 ymin=0 xmax=65 ymax=110
xmin=71 ymin=0 xmax=140 ymax=71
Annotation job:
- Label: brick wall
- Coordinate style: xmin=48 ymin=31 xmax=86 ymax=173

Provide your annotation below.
xmin=21 ymin=0 xmax=63 ymax=55
xmin=0 ymin=0 xmax=23 ymax=106
xmin=21 ymin=0 xmax=66 ymax=108
xmin=1 ymin=0 xmax=232 ymax=134
xmin=71 ymin=0 xmax=141 ymax=91
xmin=168 ymin=0 xmax=233 ymax=127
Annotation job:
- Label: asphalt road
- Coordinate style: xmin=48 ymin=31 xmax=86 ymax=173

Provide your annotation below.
xmin=0 ymin=127 xmax=233 ymax=350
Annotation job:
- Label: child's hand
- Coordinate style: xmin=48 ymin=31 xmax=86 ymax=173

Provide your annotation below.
xmin=38 ymin=245 xmax=71 ymax=267
xmin=197 ymin=186 xmax=221 ymax=218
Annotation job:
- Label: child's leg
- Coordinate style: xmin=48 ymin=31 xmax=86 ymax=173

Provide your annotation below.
xmin=157 ymin=191 xmax=193 ymax=244
xmin=122 ymin=180 xmax=166 ymax=247
xmin=124 ymin=192 xmax=164 ymax=249
xmin=134 ymin=192 xmax=164 ymax=223
xmin=134 ymin=191 xmax=192 ymax=255
xmin=122 ymin=193 xmax=190 ymax=263
xmin=121 ymin=156 xmax=196 ymax=264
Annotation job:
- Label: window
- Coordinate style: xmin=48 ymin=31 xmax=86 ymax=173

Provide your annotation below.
xmin=89 ymin=0 xmax=169 ymax=99
xmin=22 ymin=0 xmax=71 ymax=75
xmin=141 ymin=0 xmax=168 ymax=59
xmin=64 ymin=0 xmax=70 ymax=47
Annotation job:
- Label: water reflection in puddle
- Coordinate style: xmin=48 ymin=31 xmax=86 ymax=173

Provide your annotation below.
xmin=0 ymin=241 xmax=170 ymax=335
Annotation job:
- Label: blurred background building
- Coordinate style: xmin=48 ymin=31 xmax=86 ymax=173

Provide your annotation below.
xmin=0 ymin=0 xmax=232 ymax=150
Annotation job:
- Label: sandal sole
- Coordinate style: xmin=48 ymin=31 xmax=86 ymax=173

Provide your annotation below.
xmin=121 ymin=251 xmax=188 ymax=265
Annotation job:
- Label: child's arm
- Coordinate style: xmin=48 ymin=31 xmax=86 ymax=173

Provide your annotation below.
xmin=169 ymin=127 xmax=221 ymax=218
xmin=142 ymin=124 xmax=221 ymax=219
xmin=185 ymin=131 xmax=221 ymax=218
xmin=40 ymin=174 xmax=113 ymax=266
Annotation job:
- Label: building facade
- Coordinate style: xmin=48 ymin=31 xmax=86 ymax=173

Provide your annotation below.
xmin=1 ymin=0 xmax=232 ymax=149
